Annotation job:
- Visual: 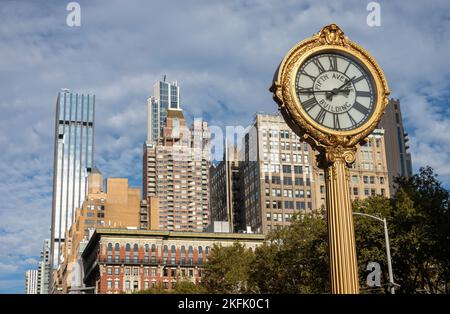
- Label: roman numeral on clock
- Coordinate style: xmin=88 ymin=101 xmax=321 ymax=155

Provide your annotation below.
xmin=352 ymin=101 xmax=370 ymax=115
xmin=300 ymin=69 xmax=316 ymax=81
xmin=353 ymin=76 xmax=365 ymax=84
xmin=347 ymin=112 xmax=357 ymax=126
xmin=301 ymin=97 xmax=318 ymax=111
xmin=333 ymin=113 xmax=341 ymax=129
xmin=297 ymin=87 xmax=314 ymax=94
xmin=316 ymin=108 xmax=327 ymax=124
xmin=355 ymin=91 xmax=371 ymax=97
xmin=312 ymin=59 xmax=326 ymax=74
xmin=328 ymin=56 xmax=338 ymax=71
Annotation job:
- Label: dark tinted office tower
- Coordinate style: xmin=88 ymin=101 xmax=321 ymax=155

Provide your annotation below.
xmin=378 ymin=98 xmax=412 ymax=195
xmin=50 ymin=90 xmax=95 ymax=269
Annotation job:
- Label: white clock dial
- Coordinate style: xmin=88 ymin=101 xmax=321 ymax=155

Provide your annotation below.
xmin=295 ymin=52 xmax=376 ymax=131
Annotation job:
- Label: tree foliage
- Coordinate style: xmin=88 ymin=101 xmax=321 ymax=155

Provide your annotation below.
xmin=201 ymin=242 xmax=256 ymax=293
xmin=201 ymin=167 xmax=449 ymax=294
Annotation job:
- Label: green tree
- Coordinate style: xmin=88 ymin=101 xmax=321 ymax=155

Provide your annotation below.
xmin=201 ymin=242 xmax=256 ymax=293
xmin=391 ymin=167 xmax=450 ymax=294
xmin=249 ymin=210 xmax=329 ymax=293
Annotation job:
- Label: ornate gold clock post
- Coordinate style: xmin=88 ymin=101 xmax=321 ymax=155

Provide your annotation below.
xmin=270 ymin=24 xmax=390 ymax=294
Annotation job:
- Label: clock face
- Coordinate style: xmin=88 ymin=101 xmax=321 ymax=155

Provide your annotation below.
xmin=295 ymin=52 xmax=376 ymax=131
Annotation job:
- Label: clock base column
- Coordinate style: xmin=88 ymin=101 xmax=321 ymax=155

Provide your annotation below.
xmin=321 ymin=146 xmax=359 ymax=294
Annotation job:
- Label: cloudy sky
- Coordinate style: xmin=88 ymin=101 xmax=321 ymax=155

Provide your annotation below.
xmin=0 ymin=0 xmax=449 ymax=293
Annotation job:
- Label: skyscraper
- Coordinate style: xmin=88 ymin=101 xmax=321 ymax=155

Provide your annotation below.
xmin=378 ymin=98 xmax=412 ymax=195
xmin=25 ymin=270 xmax=38 ymax=294
xmin=209 ymin=144 xmax=243 ymax=233
xmin=235 ymin=113 xmax=391 ymax=234
xmin=147 ymin=79 xmax=180 ymax=143
xmin=50 ymin=90 xmax=95 ymax=270
xmin=37 ymin=239 xmax=51 ymax=294
xmin=143 ymin=108 xmax=211 ymax=232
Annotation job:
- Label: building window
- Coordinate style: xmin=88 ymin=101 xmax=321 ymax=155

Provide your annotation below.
xmin=114 ymin=280 xmax=119 ymax=289
xmin=133 ymin=267 xmax=139 ymax=276
xmin=125 ymin=280 xmax=130 ymax=290
xmin=133 ymin=281 xmax=139 ymax=290
xmin=144 ymin=281 xmax=149 ymax=290
xmin=125 ymin=267 xmax=131 ymax=275
xmin=363 ymin=176 xmax=368 ymax=184
xmin=370 ymin=176 xmax=375 ymax=184
xmin=114 ymin=267 xmax=120 ymax=275
xmin=151 ymin=268 xmax=156 ymax=277
xmin=364 ymin=188 xmax=369 ymax=196
xmin=107 ymin=267 xmax=112 ymax=275
xmin=380 ymin=177 xmax=385 ymax=184
xmin=107 ymin=280 xmax=112 ymax=289
xmin=353 ymin=187 xmax=359 ymax=196
xmin=126 ymin=244 xmax=131 ymax=252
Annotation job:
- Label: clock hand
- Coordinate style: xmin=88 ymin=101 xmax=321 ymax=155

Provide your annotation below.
xmin=297 ymin=89 xmax=352 ymax=94
xmin=326 ymin=76 xmax=356 ymax=100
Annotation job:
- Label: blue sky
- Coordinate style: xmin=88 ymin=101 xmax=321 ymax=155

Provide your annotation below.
xmin=0 ymin=0 xmax=449 ymax=293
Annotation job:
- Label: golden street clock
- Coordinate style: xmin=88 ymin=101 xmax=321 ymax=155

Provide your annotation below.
xmin=271 ymin=24 xmax=390 ymax=150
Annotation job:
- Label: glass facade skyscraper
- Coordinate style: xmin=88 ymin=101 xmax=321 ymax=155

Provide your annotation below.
xmin=147 ymin=80 xmax=180 ymax=143
xmin=50 ymin=90 xmax=95 ymax=269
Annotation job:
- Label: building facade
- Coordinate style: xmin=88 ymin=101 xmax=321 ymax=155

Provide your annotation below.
xmin=209 ymin=145 xmax=244 ymax=233
xmin=313 ymin=128 xmax=390 ymax=208
xmin=37 ymin=239 xmax=51 ymax=294
xmin=238 ymin=113 xmax=391 ymax=235
xmin=50 ymin=89 xmax=95 ymax=269
xmin=25 ymin=270 xmax=38 ymax=294
xmin=239 ymin=114 xmax=317 ymax=234
xmin=147 ymin=79 xmax=180 ymax=143
xmin=82 ymin=228 xmax=265 ymax=294
xmin=53 ymin=171 xmax=142 ymax=293
xmin=143 ymin=108 xmax=211 ymax=232
xmin=378 ymin=98 xmax=412 ymax=195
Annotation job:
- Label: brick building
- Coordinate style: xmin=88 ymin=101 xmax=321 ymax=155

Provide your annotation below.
xmin=82 ymin=228 xmax=264 ymax=293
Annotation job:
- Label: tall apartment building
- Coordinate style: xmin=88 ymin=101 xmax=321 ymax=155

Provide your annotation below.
xmin=378 ymin=98 xmax=412 ymax=195
xmin=238 ymin=113 xmax=391 ymax=235
xmin=209 ymin=145 xmax=244 ymax=232
xmin=313 ymin=128 xmax=390 ymax=208
xmin=53 ymin=170 xmax=142 ymax=293
xmin=25 ymin=270 xmax=38 ymax=294
xmin=143 ymin=108 xmax=211 ymax=232
xmin=50 ymin=89 xmax=95 ymax=269
xmin=37 ymin=239 xmax=51 ymax=294
xmin=239 ymin=114 xmax=317 ymax=234
xmin=147 ymin=79 xmax=180 ymax=143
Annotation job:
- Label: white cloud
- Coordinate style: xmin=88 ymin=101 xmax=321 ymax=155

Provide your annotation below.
xmin=0 ymin=0 xmax=449 ymax=293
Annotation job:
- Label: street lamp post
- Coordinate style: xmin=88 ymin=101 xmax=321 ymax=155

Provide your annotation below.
xmin=353 ymin=212 xmax=397 ymax=294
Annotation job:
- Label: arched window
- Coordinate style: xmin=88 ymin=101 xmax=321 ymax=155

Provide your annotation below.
xmin=126 ymin=243 xmax=131 ymax=252
xmin=133 ymin=243 xmax=139 ymax=252
xmin=198 ymin=246 xmax=203 ymax=266
xmin=114 ymin=243 xmax=120 ymax=251
xmin=205 ymin=246 xmax=210 ymax=255
xmin=151 ymin=244 xmax=156 ymax=253
xmin=170 ymin=245 xmax=176 ymax=265
xmin=188 ymin=246 xmax=194 ymax=266
xmin=107 ymin=243 xmax=112 ymax=251
xmin=181 ymin=246 xmax=186 ymax=266
xmin=145 ymin=244 xmax=149 ymax=253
